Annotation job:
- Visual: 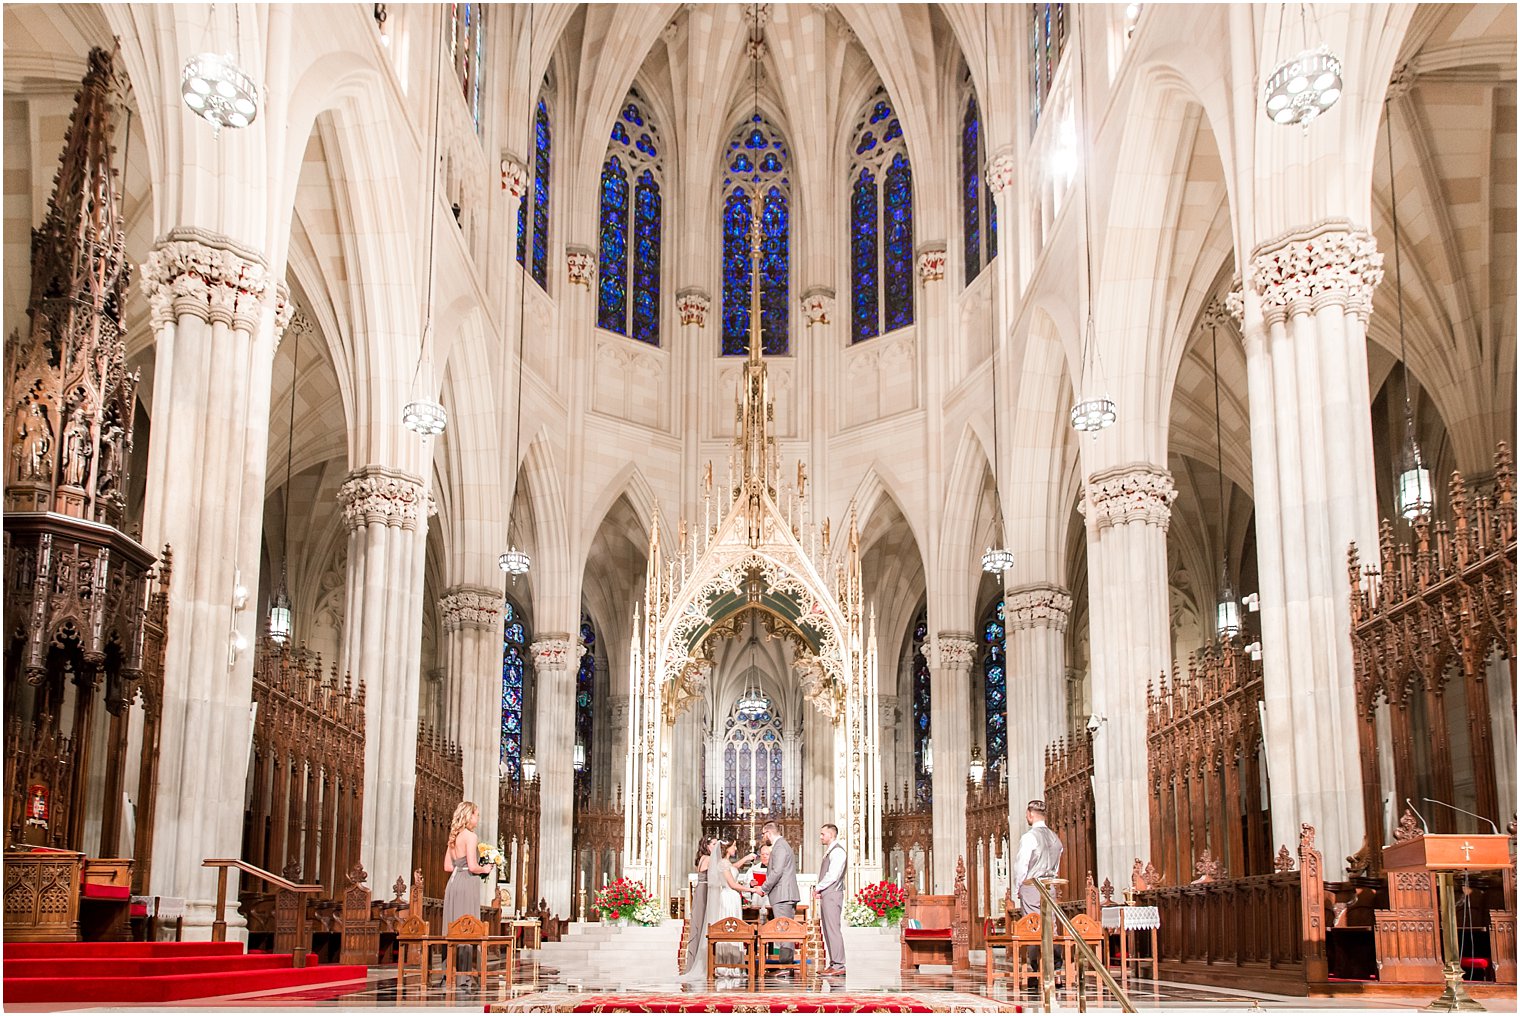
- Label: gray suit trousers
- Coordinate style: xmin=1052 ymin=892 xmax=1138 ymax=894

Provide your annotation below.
xmin=819 ymin=888 xmax=845 ymax=966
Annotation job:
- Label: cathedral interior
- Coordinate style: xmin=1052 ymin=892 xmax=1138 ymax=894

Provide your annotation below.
xmin=1 ymin=1 xmax=1516 ymax=1009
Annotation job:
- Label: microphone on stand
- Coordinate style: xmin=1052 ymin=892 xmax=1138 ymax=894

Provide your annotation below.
xmin=1405 ymin=798 xmax=1431 ymax=834
xmin=1423 ymin=798 xmax=1499 ymax=834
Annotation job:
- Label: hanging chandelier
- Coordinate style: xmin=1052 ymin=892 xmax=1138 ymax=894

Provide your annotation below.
xmin=402 ymin=398 xmax=447 ymax=436
xmin=403 ymin=9 xmax=448 ymax=438
xmin=1070 ymin=394 xmax=1118 ymax=433
xmin=1069 ymin=7 xmax=1117 ymax=435
xmin=499 ymin=546 xmax=531 ymax=578
xmin=1210 ymin=320 xmax=1239 ymax=640
xmin=979 ymin=6 xmax=1013 ymax=576
xmin=181 ymin=52 xmax=259 ymax=131
xmin=736 ymin=633 xmax=767 ymax=718
xmin=981 ymin=547 xmax=1014 ymax=574
xmin=1263 ymin=46 xmax=1343 ymax=127
xmin=1383 ymin=97 xmax=1432 ymax=521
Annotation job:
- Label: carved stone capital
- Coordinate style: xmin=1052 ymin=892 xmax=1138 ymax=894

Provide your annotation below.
xmin=337 ymin=466 xmax=427 ymax=532
xmin=566 ymin=247 xmax=596 ymax=288
xmin=500 ymin=155 xmax=529 ymax=198
xmin=801 ymin=287 xmax=835 ymax=326
xmin=530 ymin=635 xmax=583 ymax=671
xmin=1200 ymin=296 xmax=1233 ymax=332
xmin=1080 ymin=464 xmax=1177 ymax=531
xmin=986 ymin=150 xmax=1018 ymax=196
xmin=1005 ymin=584 xmax=1074 ymax=633
xmin=439 ymin=585 xmax=502 ymax=633
xmin=677 ymin=288 xmax=710 ymax=327
xmin=140 ymin=227 xmax=273 ymax=333
xmin=1223 ymin=276 xmax=1245 ymax=327
xmin=937 ymin=632 xmax=977 ymax=670
xmin=916 ymin=245 xmax=946 ymax=283
xmin=1247 ymin=220 xmax=1383 ymax=324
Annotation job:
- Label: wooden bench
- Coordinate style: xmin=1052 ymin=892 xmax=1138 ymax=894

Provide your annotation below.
xmin=901 ymin=855 xmax=970 ymax=971
xmin=757 ymin=915 xmax=809 ymax=980
xmin=706 ymin=916 xmax=757 ymax=987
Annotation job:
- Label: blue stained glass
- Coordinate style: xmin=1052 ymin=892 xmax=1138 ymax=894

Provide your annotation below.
xmin=532 ymin=99 xmax=551 ymax=288
xmin=883 ymin=155 xmax=914 ymax=331
xmin=507 ymin=622 xmax=524 ymax=643
xmin=739 ymin=745 xmax=751 ymax=807
xmin=501 ymin=605 xmax=528 ymax=775
xmin=575 ymin=618 xmax=596 ymax=794
xmin=983 ymin=599 xmax=1007 ymax=769
xmin=732 ymin=153 xmax=753 ymax=173
xmin=516 ymin=193 xmax=527 ymax=267
xmin=760 ymin=188 xmax=789 ymax=355
xmin=871 ymin=100 xmax=891 ymax=124
xmin=724 ymin=744 xmax=737 ymax=813
xmin=636 ymin=133 xmax=657 ymax=157
xmin=851 ymin=168 xmax=879 ymax=343
xmin=912 ymin=612 xmax=932 ymax=804
xmin=770 ymin=746 xmax=783 ymax=807
xmin=503 ymin=603 xmax=514 ymax=622
xmin=598 ymin=157 xmax=629 ymax=334
xmin=855 ymin=131 xmax=878 ymax=155
xmin=884 ymin=118 xmax=902 ymax=142
xmin=632 ymin=171 xmax=661 ymax=344
xmin=611 ymin=121 xmax=630 ymax=145
xmin=623 ymin=102 xmax=644 ymax=126
xmin=759 ymin=152 xmax=782 ymax=173
xmin=721 ymin=192 xmax=752 ymax=355
xmin=746 ymin=127 xmax=766 ymax=150
xmin=962 ymin=94 xmax=982 ymax=285
xmin=988 ymin=182 xmax=999 ymax=261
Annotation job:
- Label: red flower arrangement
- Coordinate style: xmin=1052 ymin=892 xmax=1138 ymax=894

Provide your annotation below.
xmin=593 ymin=876 xmax=654 ymax=921
xmin=853 ymin=880 xmax=908 ymax=924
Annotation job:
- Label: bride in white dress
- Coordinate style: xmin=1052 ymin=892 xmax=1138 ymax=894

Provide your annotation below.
xmin=681 ymin=840 xmax=750 ymax=983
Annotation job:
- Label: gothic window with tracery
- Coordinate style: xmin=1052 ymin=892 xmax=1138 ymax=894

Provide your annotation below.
xmin=961 ymin=88 xmax=998 ymax=286
xmin=722 ymin=115 xmax=790 ymax=356
xmin=849 ymin=89 xmax=915 ymax=343
xmin=598 ymin=94 xmax=663 ymax=344
xmin=722 ymin=697 xmax=785 ymax=813
xmin=501 ymin=599 xmax=530 ymax=777
xmin=912 ymin=611 xmax=932 ymax=803
xmin=575 ymin=615 xmax=596 ymax=795
xmin=449 ymin=3 xmax=486 ymax=133
xmin=1031 ymin=3 xmax=1069 ymax=130
xmin=516 ymin=93 xmax=552 ymax=289
xmin=982 ymin=600 xmax=1007 ymax=770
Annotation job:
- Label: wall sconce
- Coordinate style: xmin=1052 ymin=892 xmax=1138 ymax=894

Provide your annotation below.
xmin=1086 ymin=713 xmax=1107 ymax=735
xmin=1242 ymin=592 xmax=1260 ymax=613
xmin=228 ymin=569 xmax=250 ymax=668
xmin=1244 ymin=641 xmax=1263 ymax=661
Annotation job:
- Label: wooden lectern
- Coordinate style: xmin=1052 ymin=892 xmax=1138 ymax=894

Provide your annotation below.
xmin=1383 ymin=834 xmax=1512 ymax=1012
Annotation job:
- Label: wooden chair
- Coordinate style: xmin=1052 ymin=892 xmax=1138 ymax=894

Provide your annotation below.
xmin=984 ymin=891 xmax=1019 ymax=990
xmin=338 ymin=865 xmax=380 ymax=967
xmin=394 ymin=914 xmax=436 ymax=991
xmin=1065 ymin=912 xmax=1106 ymax=992
xmin=706 ymin=916 xmax=757 ymax=987
xmin=900 ymin=855 xmax=971 ymax=971
xmin=1011 ymin=912 xmax=1044 ymax=990
xmin=443 ymin=914 xmax=490 ymax=989
xmin=757 ymin=915 xmax=808 ymax=980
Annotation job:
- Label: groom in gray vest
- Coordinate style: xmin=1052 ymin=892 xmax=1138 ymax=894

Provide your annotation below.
xmin=756 ymin=821 xmax=800 ymax=968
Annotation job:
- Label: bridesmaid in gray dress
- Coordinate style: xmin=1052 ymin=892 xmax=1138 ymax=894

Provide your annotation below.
xmin=681 ymin=836 xmax=715 ymax=975
xmin=443 ymin=801 xmax=495 ymax=989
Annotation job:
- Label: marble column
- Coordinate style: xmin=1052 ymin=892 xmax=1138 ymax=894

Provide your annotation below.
xmin=532 ymin=634 xmax=581 ymax=914
xmin=138 ymin=229 xmax=289 ymax=935
xmin=1004 ymin=584 xmax=1073 ymax=812
xmin=1081 ymin=466 xmax=1176 ymax=886
xmin=1243 ymin=222 xmax=1381 ymax=870
xmin=439 ymin=585 xmax=503 ymax=846
xmin=931 ymin=633 xmax=976 ymax=892
xmin=338 ymin=466 xmax=430 ymax=890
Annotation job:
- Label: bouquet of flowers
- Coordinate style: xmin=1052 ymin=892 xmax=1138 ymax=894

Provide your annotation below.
xmin=477 ymin=843 xmax=505 ymax=878
xmin=593 ymin=876 xmax=654 ymax=922
xmin=853 ymin=880 xmax=908 ymax=926
xmin=844 ymin=900 xmax=881 ymax=927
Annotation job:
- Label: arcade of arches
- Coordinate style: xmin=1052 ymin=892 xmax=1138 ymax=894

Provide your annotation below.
xmin=2 ymin=0 xmax=1515 ymax=980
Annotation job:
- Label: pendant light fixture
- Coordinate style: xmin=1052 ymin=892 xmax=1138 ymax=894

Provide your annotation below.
xmin=1210 ymin=321 xmax=1240 ymax=639
xmin=1069 ymin=5 xmax=1117 ymax=434
xmin=1263 ymin=5 xmax=1343 ymax=128
xmin=735 ymin=628 xmax=768 ymax=719
xmin=499 ymin=4 xmax=536 ymax=581
xmin=181 ymin=4 xmax=260 ymax=134
xmin=979 ymin=3 xmax=1013 ymax=576
xmin=403 ymin=12 xmax=448 ymax=438
xmin=1384 ymin=98 xmax=1432 ymax=521
xmin=268 ymin=318 xmax=301 ymax=643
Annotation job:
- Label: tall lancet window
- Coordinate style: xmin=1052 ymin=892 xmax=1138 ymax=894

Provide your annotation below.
xmin=849 ymin=89 xmax=915 ymax=343
xmin=722 ymin=696 xmax=785 ymax=813
xmin=1030 ymin=3 xmax=1069 ymax=130
xmin=961 ymin=87 xmax=998 ymax=286
xmin=575 ymin=615 xmax=597 ymax=795
xmin=449 ymin=3 xmax=487 ymax=133
xmin=501 ymin=598 xmax=530 ymax=776
xmin=721 ymin=115 xmax=791 ymax=356
xmin=598 ymin=94 xmax=663 ymax=344
xmin=911 ymin=611 xmax=932 ymax=803
xmin=516 ymin=92 xmax=552 ymax=289
xmin=982 ymin=600 xmax=1007 ymax=770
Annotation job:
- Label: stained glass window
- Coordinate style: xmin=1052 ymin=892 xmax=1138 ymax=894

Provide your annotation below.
xmin=575 ymin=616 xmax=596 ymax=796
xmin=722 ymin=695 xmax=785 ymax=814
xmin=849 ymin=89 xmax=914 ymax=343
xmin=501 ymin=599 xmax=529 ymax=778
xmin=517 ymin=96 xmax=551 ymax=289
xmin=721 ymin=116 xmax=790 ymax=356
xmin=1031 ymin=3 xmax=1069 ymax=131
xmin=961 ymin=87 xmax=999 ymax=286
xmin=982 ymin=600 xmax=1007 ymax=770
xmin=449 ymin=4 xmax=486 ymax=134
xmin=912 ymin=611 xmax=932 ymax=804
xmin=597 ymin=94 xmax=663 ymax=344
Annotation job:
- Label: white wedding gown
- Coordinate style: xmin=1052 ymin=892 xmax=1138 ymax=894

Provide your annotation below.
xmin=681 ymin=850 xmax=745 ymax=983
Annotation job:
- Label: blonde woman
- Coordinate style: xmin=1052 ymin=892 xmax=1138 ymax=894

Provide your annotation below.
xmin=443 ymin=801 xmax=494 ymax=989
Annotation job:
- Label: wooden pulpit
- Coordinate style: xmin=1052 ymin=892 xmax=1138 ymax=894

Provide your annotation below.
xmin=1383 ymin=834 xmax=1512 ymax=1012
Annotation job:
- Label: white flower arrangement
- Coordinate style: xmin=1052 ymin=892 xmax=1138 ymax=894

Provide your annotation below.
xmin=630 ymin=901 xmax=663 ymax=927
xmin=844 ymin=900 xmax=884 ymax=927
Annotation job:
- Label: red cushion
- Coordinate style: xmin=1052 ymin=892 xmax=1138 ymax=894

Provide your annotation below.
xmin=903 ymin=928 xmax=953 ymax=941
xmin=130 ymin=903 xmax=149 ymax=917
xmin=1461 ymin=959 xmax=1491 ymax=970
xmin=82 ymin=883 xmax=131 ymax=900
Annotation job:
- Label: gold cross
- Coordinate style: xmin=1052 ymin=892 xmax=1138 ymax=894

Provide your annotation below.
xmin=1461 ymin=841 xmax=1474 ymax=861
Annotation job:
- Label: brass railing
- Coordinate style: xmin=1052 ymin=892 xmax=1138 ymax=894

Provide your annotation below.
xmin=203 ymin=858 xmax=323 ymax=966
xmin=1029 ymin=875 xmax=1136 ymax=1013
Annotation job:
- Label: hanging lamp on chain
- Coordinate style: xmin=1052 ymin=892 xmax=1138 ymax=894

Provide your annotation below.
xmin=1210 ymin=323 xmax=1240 ymax=638
xmin=1069 ymin=6 xmax=1117 ymax=435
xmin=978 ymin=6 xmax=1013 ymax=576
xmin=1262 ymin=5 xmax=1343 ymax=127
xmin=181 ymin=6 xmax=259 ymax=133
xmin=1383 ymin=98 xmax=1432 ymax=521
xmin=403 ymin=9 xmax=449 ymax=438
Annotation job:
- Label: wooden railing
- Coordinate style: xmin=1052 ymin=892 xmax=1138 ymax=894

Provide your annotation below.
xmin=203 ymin=858 xmax=322 ymax=966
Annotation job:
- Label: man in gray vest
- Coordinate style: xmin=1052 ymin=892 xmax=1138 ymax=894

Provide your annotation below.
xmin=815 ymin=823 xmax=848 ymax=974
xmin=756 ymin=821 xmax=800 ymax=970
xmin=1012 ymin=799 xmax=1064 ymax=977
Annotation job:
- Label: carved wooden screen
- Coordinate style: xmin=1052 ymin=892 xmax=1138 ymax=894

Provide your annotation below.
xmin=573 ymin=789 xmax=625 ymax=920
xmin=243 ymin=638 xmax=365 ymax=896
xmin=1349 ymin=446 xmax=1515 ymax=873
xmin=1044 ymin=733 xmax=1095 ymax=898
xmin=964 ymin=776 xmax=1010 ymax=948
xmin=882 ymin=785 xmax=933 ymax=891
xmin=1146 ymin=639 xmax=1269 ymax=885
xmin=411 ymin=720 xmax=463 ymax=894
xmin=499 ymin=774 xmax=541 ymax=914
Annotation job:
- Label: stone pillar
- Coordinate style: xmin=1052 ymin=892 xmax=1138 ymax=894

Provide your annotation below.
xmin=138 ymin=229 xmax=289 ymax=934
xmin=1244 ymin=222 xmax=1381 ymax=870
xmin=338 ymin=466 xmax=430 ymax=890
xmin=439 ymin=585 xmax=503 ymax=845
xmin=1004 ymin=584 xmax=1073 ymax=811
xmin=1081 ymin=466 xmax=1176 ymax=886
xmin=532 ymin=634 xmax=581 ymax=914
xmin=931 ymin=633 xmax=976 ymax=891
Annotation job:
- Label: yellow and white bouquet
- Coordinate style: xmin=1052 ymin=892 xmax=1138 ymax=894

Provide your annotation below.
xmin=478 ymin=843 xmax=505 ymax=875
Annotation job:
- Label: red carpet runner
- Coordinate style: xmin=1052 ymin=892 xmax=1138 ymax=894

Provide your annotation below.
xmin=3 ymin=940 xmax=368 ymax=1004
xmin=489 ymin=992 xmax=1021 ymax=1013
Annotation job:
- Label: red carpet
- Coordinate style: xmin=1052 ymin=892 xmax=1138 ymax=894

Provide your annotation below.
xmin=490 ymin=992 xmax=1021 ymax=1013
xmin=3 ymin=940 xmax=368 ymax=1004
